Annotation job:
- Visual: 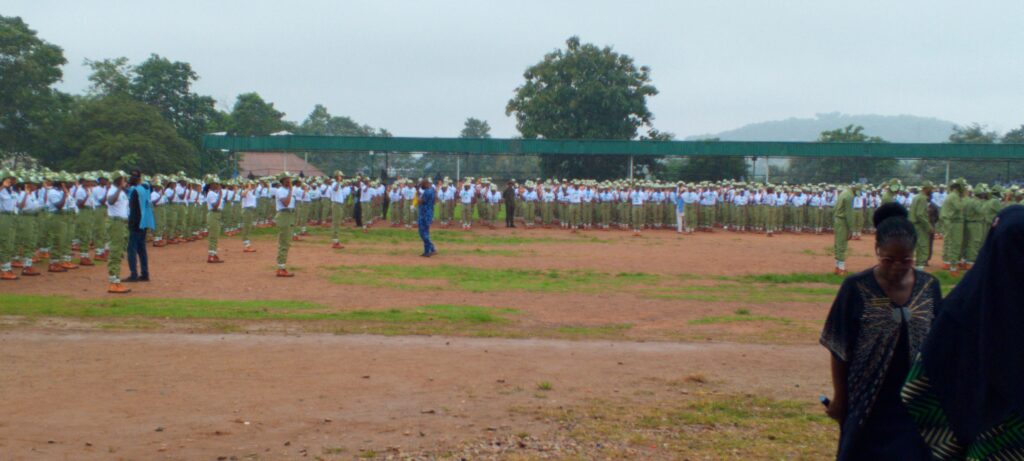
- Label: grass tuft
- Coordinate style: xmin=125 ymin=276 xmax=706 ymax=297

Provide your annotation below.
xmin=329 ymin=265 xmax=657 ymax=293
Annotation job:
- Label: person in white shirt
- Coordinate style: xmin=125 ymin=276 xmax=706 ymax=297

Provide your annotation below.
xmin=401 ymin=180 xmax=417 ymax=229
xmin=629 ymin=185 xmax=646 ymax=234
xmin=204 ymin=177 xmax=225 ymax=263
xmin=149 ymin=179 xmax=166 ymax=247
xmin=274 ymin=172 xmax=297 ymax=277
xmin=105 ymin=171 xmax=131 ymax=293
xmin=0 ymin=171 xmax=19 ymax=280
xmin=41 ymin=174 xmax=75 ymax=272
xmin=458 ymin=183 xmax=475 ymax=229
xmin=241 ymin=179 xmax=258 ymax=253
xmin=329 ymin=173 xmax=349 ymax=249
xmin=14 ymin=178 xmax=43 ymax=276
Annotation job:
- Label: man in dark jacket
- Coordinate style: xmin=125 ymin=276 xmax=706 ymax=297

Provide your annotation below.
xmin=125 ymin=170 xmax=153 ymax=282
xmin=503 ymin=180 xmax=517 ymax=228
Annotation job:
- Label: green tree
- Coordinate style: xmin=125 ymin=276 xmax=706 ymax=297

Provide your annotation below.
xmin=663 ymin=138 xmax=748 ymax=182
xmin=1004 ymin=125 xmax=1024 ymax=144
xmin=131 ymin=54 xmax=220 ymax=149
xmin=84 ymin=57 xmax=133 ymax=96
xmin=452 ymin=117 xmax=491 ymax=177
xmin=290 ymin=104 xmax=393 ymax=177
xmin=0 ymin=16 xmax=68 ymax=161
xmin=914 ymin=123 xmax=1022 ymax=184
xmin=949 ymin=123 xmax=998 ymax=144
xmin=460 ymin=117 xmax=491 ymax=138
xmin=55 ymin=95 xmax=196 ymax=173
xmin=787 ymin=125 xmax=898 ymax=183
xmin=228 ymin=92 xmax=289 ymax=136
xmin=506 ymin=36 xmax=661 ymax=179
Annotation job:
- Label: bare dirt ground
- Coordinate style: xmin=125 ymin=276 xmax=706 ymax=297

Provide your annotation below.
xmin=1 ymin=226 xmax=891 ymax=340
xmin=0 ymin=226 xmax=905 ymax=459
xmin=0 ymin=331 xmax=828 ymax=460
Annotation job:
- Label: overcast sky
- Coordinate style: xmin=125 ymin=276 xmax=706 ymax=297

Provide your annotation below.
xmin=8 ymin=0 xmax=1024 ymax=138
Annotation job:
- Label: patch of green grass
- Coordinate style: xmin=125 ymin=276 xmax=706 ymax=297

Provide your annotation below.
xmin=344 ymin=246 xmax=530 ymax=257
xmin=328 ymin=264 xmax=657 ymax=293
xmin=649 ymin=283 xmax=835 ymax=304
xmin=734 ymin=272 xmax=844 ymax=285
xmin=0 ymin=294 xmax=517 ymax=325
xmin=735 ymin=308 xmax=751 ymax=315
xmin=928 ymin=270 xmax=961 ymax=295
xmin=555 ymin=323 xmax=634 ymax=337
xmin=689 ymin=314 xmax=792 ymax=326
xmin=522 ymin=394 xmax=835 ymax=459
xmin=537 ymin=381 xmax=553 ymax=391
xmin=252 ymin=225 xmax=602 ymax=246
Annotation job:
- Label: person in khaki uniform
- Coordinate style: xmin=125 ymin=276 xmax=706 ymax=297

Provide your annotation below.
xmin=14 ymin=175 xmax=43 ymax=277
xmin=832 ymin=184 xmax=857 ymax=275
xmin=909 ymin=181 xmax=934 ymax=270
xmin=940 ymin=179 xmax=966 ymax=276
xmin=240 ymin=179 xmax=258 ymax=253
xmin=204 ymin=175 xmax=225 ymax=263
xmin=274 ymin=172 xmax=297 ymax=277
xmin=963 ymin=184 xmax=987 ymax=269
xmin=105 ymin=171 xmax=131 ymax=294
xmin=0 ymin=170 xmax=19 ymax=280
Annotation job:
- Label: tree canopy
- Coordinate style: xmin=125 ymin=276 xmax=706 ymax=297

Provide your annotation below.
xmin=784 ymin=125 xmax=899 ymax=184
xmin=506 ymin=36 xmax=662 ymax=179
xmin=228 ymin=92 xmax=291 ymax=136
xmin=913 ymin=123 xmax=1024 ymax=184
xmin=56 ymin=95 xmax=196 ymax=173
xmin=0 ymin=15 xmax=68 ymax=159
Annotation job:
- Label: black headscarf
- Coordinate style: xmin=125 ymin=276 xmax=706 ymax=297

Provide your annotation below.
xmin=921 ymin=204 xmax=1024 ymax=443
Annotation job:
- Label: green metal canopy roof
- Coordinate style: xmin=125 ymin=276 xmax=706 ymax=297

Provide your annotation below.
xmin=203 ymin=135 xmax=1024 ymax=160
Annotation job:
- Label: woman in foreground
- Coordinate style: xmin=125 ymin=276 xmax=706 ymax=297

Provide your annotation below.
xmin=821 ymin=203 xmax=940 ymax=460
xmin=902 ymin=205 xmax=1024 ymax=460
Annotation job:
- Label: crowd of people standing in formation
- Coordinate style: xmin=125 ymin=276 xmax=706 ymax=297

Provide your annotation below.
xmin=2 ymin=168 xmax=1022 ymax=289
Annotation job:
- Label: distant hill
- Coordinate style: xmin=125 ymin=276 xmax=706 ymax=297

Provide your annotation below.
xmin=686 ymin=112 xmax=957 ymax=143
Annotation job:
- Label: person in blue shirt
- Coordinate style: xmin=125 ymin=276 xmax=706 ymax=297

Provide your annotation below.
xmin=417 ymin=178 xmax=437 ymax=257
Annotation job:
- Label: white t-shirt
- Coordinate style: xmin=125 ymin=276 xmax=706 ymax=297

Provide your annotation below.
xmin=0 ymin=188 xmax=17 ymax=213
xmin=19 ymin=190 xmax=42 ymax=213
xmin=275 ymin=186 xmax=295 ymax=211
xmin=242 ymin=189 xmax=257 ymax=208
xmin=206 ymin=190 xmax=222 ymax=211
xmin=107 ymin=186 xmax=129 ymax=219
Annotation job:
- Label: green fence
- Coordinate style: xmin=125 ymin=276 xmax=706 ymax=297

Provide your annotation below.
xmin=204 ymin=135 xmax=1024 ymax=160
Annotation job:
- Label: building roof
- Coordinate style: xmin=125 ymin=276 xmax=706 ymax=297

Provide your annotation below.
xmin=238 ymin=152 xmax=326 ymax=177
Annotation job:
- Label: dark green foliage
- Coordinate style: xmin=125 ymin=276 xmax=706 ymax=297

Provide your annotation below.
xmin=228 ymin=92 xmax=291 ymax=136
xmin=506 ymin=36 xmax=662 ymax=179
xmin=0 ymin=15 xmax=68 ymax=161
xmin=291 ymin=104 xmax=392 ymax=178
xmin=786 ymin=125 xmax=901 ymax=183
xmin=914 ymin=123 xmax=1024 ymax=184
xmin=663 ymin=138 xmax=748 ymax=181
xmin=56 ymin=95 xmax=196 ymax=173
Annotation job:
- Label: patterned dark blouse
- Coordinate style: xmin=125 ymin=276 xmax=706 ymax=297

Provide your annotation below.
xmin=821 ymin=268 xmax=942 ymax=460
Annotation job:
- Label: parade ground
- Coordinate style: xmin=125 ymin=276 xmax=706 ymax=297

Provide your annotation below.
xmin=0 ymin=226 xmax=956 ymax=460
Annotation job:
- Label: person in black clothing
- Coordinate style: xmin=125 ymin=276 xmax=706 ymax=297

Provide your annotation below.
xmin=352 ymin=184 xmax=363 ymax=228
xmin=821 ymin=203 xmax=939 ymax=460
xmin=125 ymin=170 xmax=150 ymax=282
xmin=503 ymin=180 xmax=517 ymax=228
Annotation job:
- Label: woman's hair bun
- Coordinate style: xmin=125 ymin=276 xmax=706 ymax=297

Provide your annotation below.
xmin=873 ymin=202 xmax=909 ymax=228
